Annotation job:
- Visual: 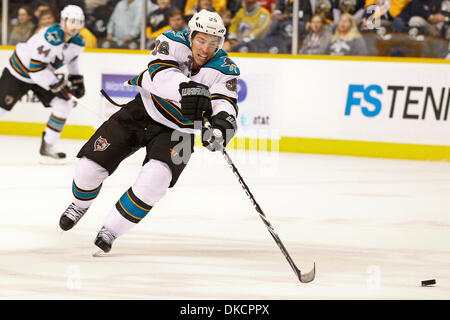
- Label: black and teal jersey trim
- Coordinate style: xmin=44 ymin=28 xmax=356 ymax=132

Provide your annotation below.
xmin=115 ymin=187 xmax=153 ymax=223
xmin=127 ymin=59 xmax=180 ymax=86
xmin=202 ymin=51 xmax=240 ymax=76
xmin=151 ymin=93 xmax=195 ymax=129
xmin=29 ymin=59 xmax=48 ymax=72
xmin=44 ymin=24 xmax=64 ymax=46
xmin=162 ymin=30 xmax=190 ymax=48
xmin=147 ymin=59 xmax=179 ymax=81
xmin=9 ymin=51 xmax=30 ymax=78
xmin=211 ymin=94 xmax=239 ymax=116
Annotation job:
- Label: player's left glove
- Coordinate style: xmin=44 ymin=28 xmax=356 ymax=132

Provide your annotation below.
xmin=68 ymin=74 xmax=85 ymax=98
xmin=202 ymin=111 xmax=237 ymax=152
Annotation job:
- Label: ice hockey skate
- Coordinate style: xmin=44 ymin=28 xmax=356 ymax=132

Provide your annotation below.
xmin=93 ymin=227 xmax=116 ymax=255
xmin=59 ymin=203 xmax=88 ymax=231
xmin=39 ymin=132 xmax=66 ymax=165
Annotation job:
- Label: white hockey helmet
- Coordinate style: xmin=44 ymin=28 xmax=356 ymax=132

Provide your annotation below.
xmin=60 ymin=5 xmax=85 ymax=33
xmin=188 ymin=9 xmax=226 ymax=53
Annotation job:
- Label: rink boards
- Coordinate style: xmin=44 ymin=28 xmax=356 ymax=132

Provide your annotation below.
xmin=0 ymin=47 xmax=449 ymax=160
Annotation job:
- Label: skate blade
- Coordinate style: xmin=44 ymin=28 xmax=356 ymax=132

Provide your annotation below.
xmin=39 ymin=155 xmax=66 ymax=165
xmin=92 ymin=250 xmax=108 ymax=257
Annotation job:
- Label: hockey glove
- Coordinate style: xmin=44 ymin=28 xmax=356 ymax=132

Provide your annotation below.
xmin=179 ymin=81 xmax=212 ymax=122
xmin=49 ymin=78 xmax=71 ymax=101
xmin=68 ymin=74 xmax=85 ymax=98
xmin=202 ymin=111 xmax=237 ymax=152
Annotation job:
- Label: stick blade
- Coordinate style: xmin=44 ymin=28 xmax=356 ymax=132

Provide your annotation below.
xmin=299 ymin=263 xmax=316 ymax=283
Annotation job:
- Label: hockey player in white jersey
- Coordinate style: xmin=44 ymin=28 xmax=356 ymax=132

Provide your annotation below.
xmin=0 ymin=5 xmax=86 ymax=164
xmin=59 ymin=10 xmax=240 ymax=253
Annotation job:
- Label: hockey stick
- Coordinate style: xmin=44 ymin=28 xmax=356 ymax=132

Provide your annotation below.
xmin=203 ymin=117 xmax=316 ymax=283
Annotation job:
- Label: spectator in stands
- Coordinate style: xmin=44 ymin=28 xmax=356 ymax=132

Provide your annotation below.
xmin=167 ymin=9 xmax=188 ymax=32
xmin=218 ymin=9 xmax=233 ymax=41
xmin=271 ymin=0 xmax=313 ymax=34
xmin=312 ymin=0 xmax=334 ymax=23
xmin=362 ymin=0 xmax=411 ymax=32
xmin=226 ymin=0 xmax=242 ymax=15
xmin=393 ymin=0 xmax=448 ymax=36
xmin=33 ymin=9 xmax=57 ymax=33
xmin=31 ymin=1 xmax=55 ymax=25
xmin=79 ymin=24 xmax=98 ymax=48
xmin=8 ymin=5 xmax=36 ymax=45
xmin=184 ymin=0 xmax=226 ymax=18
xmin=332 ymin=0 xmax=365 ymax=26
xmin=105 ymin=0 xmax=144 ymax=48
xmin=327 ymin=12 xmax=368 ymax=55
xmin=223 ymin=0 xmax=272 ymax=52
xmin=299 ymin=13 xmax=332 ymax=54
xmin=146 ymin=0 xmax=174 ymax=47
xmin=258 ymin=0 xmax=276 ymax=13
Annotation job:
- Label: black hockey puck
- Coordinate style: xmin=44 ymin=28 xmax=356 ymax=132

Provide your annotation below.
xmin=421 ymin=279 xmax=436 ymax=286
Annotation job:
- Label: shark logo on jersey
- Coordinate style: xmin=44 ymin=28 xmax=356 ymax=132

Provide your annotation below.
xmin=45 ymin=30 xmax=62 ymax=44
xmin=94 ymin=136 xmax=110 ymax=151
xmin=221 ymin=57 xmax=238 ymax=73
xmin=184 ymin=55 xmax=194 ymax=71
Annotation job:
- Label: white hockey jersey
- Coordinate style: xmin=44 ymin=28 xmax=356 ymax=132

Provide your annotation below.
xmin=6 ymin=24 xmax=85 ymax=90
xmin=127 ymin=30 xmax=240 ymax=134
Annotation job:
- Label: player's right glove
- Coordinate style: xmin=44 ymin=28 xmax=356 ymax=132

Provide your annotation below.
xmin=68 ymin=74 xmax=85 ymax=98
xmin=179 ymin=81 xmax=212 ymax=121
xmin=49 ymin=78 xmax=71 ymax=101
xmin=202 ymin=111 xmax=237 ymax=152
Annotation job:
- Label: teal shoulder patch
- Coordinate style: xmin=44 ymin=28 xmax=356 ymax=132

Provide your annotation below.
xmin=44 ymin=24 xmax=64 ymax=46
xmin=162 ymin=30 xmax=190 ymax=48
xmin=69 ymin=33 xmax=85 ymax=47
xmin=203 ymin=50 xmax=240 ymax=76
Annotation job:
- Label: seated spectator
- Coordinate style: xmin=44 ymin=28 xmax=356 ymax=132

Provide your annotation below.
xmin=31 ymin=1 xmax=55 ymax=25
xmin=184 ymin=0 xmax=226 ymax=17
xmin=393 ymin=0 xmax=448 ymax=37
xmin=218 ymin=9 xmax=233 ymax=41
xmin=223 ymin=0 xmax=272 ymax=52
xmin=167 ymin=9 xmax=188 ymax=32
xmin=327 ymin=12 xmax=369 ymax=55
xmin=271 ymin=0 xmax=313 ymax=35
xmin=258 ymin=0 xmax=276 ymax=13
xmin=79 ymin=25 xmax=98 ymax=48
xmin=33 ymin=9 xmax=57 ymax=33
xmin=312 ymin=0 xmax=334 ymax=23
xmin=8 ymin=5 xmax=35 ymax=45
xmin=362 ymin=0 xmax=411 ymax=32
xmin=226 ymin=0 xmax=242 ymax=15
xmin=332 ymin=0 xmax=365 ymax=26
xmin=146 ymin=0 xmax=174 ymax=47
xmin=299 ymin=13 xmax=332 ymax=54
xmin=104 ymin=0 xmax=144 ymax=48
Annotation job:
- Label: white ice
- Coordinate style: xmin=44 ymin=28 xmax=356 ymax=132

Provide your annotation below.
xmin=0 ymin=135 xmax=449 ymax=299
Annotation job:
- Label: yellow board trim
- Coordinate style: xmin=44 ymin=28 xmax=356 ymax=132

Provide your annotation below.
xmin=0 ymin=121 xmax=95 ymax=139
xmin=3 ymin=122 xmax=450 ymax=161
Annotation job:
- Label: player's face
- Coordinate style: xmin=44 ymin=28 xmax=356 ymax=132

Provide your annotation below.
xmin=63 ymin=18 xmax=82 ymax=38
xmin=191 ymin=32 xmax=219 ymax=67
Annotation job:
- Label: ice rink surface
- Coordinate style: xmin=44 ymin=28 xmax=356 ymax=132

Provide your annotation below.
xmin=0 ymin=135 xmax=449 ymax=300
